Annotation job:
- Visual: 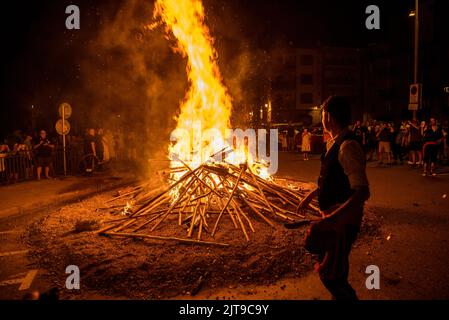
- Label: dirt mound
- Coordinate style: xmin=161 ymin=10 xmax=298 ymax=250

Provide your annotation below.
xmin=26 ymin=191 xmax=381 ymax=299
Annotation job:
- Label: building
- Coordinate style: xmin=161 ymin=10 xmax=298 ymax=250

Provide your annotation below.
xmin=269 ymin=46 xmax=365 ymax=125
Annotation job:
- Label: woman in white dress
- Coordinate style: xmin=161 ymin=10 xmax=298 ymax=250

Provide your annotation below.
xmin=301 ymin=128 xmax=312 ymax=160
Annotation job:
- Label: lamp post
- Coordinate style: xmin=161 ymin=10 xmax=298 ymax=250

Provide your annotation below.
xmin=410 ymin=0 xmax=419 ymax=120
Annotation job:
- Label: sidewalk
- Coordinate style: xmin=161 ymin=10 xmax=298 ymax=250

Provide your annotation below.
xmin=0 ymin=174 xmax=137 ymax=219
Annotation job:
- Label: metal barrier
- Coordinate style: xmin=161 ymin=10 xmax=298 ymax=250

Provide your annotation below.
xmin=0 ymin=152 xmax=34 ymax=184
xmin=0 ymin=148 xmax=81 ymax=185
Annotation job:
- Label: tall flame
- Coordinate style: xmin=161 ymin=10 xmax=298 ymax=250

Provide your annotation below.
xmin=154 ymin=0 xmax=232 ymax=168
xmin=153 ymin=0 xmax=270 ymax=186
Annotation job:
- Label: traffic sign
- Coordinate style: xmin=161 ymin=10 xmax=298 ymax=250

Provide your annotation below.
xmin=55 ymin=119 xmax=71 ymax=135
xmin=409 ymin=83 xmax=421 ymax=106
xmin=58 ymin=102 xmax=72 ymax=119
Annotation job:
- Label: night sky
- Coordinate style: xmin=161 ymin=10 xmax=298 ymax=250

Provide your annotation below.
xmin=0 ymin=0 xmax=425 ymax=138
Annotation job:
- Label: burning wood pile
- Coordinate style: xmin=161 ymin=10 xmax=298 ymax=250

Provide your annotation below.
xmin=97 ymin=159 xmax=322 ymax=246
xmin=97 ymin=0 xmax=323 ymax=246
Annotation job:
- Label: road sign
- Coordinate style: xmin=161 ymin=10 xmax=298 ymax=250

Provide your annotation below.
xmin=58 ymin=102 xmax=72 ymax=119
xmin=55 ymin=119 xmax=71 ymax=135
xmin=409 ymin=83 xmax=421 ymax=106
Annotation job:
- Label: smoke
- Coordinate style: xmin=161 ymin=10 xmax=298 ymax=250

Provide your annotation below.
xmin=75 ymin=0 xmax=188 ymax=176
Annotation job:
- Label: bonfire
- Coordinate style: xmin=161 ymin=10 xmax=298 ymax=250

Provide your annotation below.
xmin=97 ymin=0 xmax=321 ymax=245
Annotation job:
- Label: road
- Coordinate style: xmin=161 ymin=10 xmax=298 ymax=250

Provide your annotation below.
xmin=0 ymin=153 xmax=448 ymax=299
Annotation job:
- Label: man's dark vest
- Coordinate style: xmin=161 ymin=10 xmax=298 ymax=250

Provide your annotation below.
xmin=317 ymin=132 xmax=355 ymax=211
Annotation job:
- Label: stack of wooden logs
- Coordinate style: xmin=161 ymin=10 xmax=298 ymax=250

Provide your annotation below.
xmin=97 ymin=161 xmax=322 ymax=246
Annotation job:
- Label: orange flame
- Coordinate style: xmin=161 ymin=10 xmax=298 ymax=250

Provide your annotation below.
xmin=153 ymin=0 xmax=270 ymax=187
xmin=154 ymin=0 xmax=231 ymax=166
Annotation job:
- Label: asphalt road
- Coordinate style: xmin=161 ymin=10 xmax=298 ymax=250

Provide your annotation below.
xmin=1 ymin=153 xmax=448 ymax=299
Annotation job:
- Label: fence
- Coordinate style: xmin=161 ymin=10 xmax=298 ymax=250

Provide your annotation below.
xmin=0 ymin=148 xmax=81 ymax=185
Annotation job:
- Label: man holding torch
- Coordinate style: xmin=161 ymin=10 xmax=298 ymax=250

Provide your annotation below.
xmin=293 ymin=96 xmax=370 ymax=300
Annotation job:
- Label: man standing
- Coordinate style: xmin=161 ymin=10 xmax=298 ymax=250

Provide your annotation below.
xmin=352 ymin=120 xmax=367 ymax=149
xmin=33 ymin=130 xmax=55 ymax=180
xmin=422 ymin=118 xmax=443 ymax=176
xmin=84 ymin=128 xmax=96 ymax=174
xmin=376 ymin=123 xmax=392 ymax=165
xmin=287 ymin=122 xmax=295 ymax=152
xmin=408 ymin=120 xmax=423 ymax=166
xmin=296 ymin=96 xmax=370 ymax=300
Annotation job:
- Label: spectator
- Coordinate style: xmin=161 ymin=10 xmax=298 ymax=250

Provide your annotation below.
xmin=352 ymin=120 xmax=367 ymax=149
xmin=301 ymin=128 xmax=311 ymax=160
xmin=407 ymin=120 xmax=423 ymax=167
xmin=287 ymin=122 xmax=295 ymax=152
xmin=392 ymin=124 xmax=406 ymax=165
xmin=443 ymin=121 xmax=449 ymax=164
xmin=366 ymin=123 xmax=377 ymax=161
xmin=294 ymin=129 xmax=302 ymax=153
xmin=33 ymin=130 xmax=54 ymax=180
xmin=102 ymin=129 xmax=114 ymax=162
xmin=422 ymin=118 xmax=443 ymax=176
xmin=280 ymin=131 xmax=287 ymax=152
xmin=0 ymin=142 xmax=10 ymax=177
xmin=95 ymin=128 xmax=105 ymax=163
xmin=84 ymin=128 xmax=96 ymax=173
xmin=376 ymin=123 xmax=391 ymax=165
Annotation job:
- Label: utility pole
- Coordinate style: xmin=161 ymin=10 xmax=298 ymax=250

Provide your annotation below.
xmin=413 ymin=0 xmax=419 ymax=120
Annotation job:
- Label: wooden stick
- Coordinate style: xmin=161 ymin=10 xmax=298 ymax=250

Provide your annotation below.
xmin=232 ymin=200 xmax=255 ymax=233
xmin=211 ymin=168 xmax=245 ymax=236
xmin=240 ymin=196 xmax=275 ymax=227
xmin=131 ymin=212 xmax=165 ymax=232
xmin=104 ymin=232 xmax=230 ymax=247
xmin=218 ymin=173 xmax=250 ymax=240
xmin=248 ymin=168 xmax=277 ymax=216
xmin=105 ymin=184 xmax=147 ymax=203
xmin=217 ymin=166 xmax=245 ymax=216
xmin=178 ymin=179 xmax=201 ymax=225
xmin=188 ymin=200 xmax=201 ymax=238
xmin=178 ymin=159 xmax=222 ymax=198
xmin=197 ymin=215 xmax=203 ymax=240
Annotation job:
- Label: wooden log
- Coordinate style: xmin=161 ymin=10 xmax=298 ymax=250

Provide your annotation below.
xmin=178 ymin=179 xmax=202 ymax=225
xmin=104 ymin=232 xmax=230 ymax=247
xmin=247 ymin=168 xmax=277 ymax=216
xmin=150 ymin=176 xmax=197 ymax=231
xmin=211 ymin=168 xmax=245 ymax=236
xmin=231 ymin=200 xmax=255 ymax=233
xmin=178 ymin=159 xmax=222 ymax=198
xmin=217 ymin=172 xmax=250 ymax=240
xmin=188 ymin=200 xmax=201 ymax=238
xmin=240 ymin=196 xmax=275 ymax=227
xmin=106 ymin=185 xmax=144 ymax=203
xmin=197 ymin=216 xmax=203 ymax=240
xmin=131 ymin=213 xmax=165 ymax=232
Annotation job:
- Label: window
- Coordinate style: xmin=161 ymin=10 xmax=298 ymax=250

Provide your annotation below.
xmin=300 ymin=74 xmax=313 ymax=85
xmin=300 ymin=54 xmax=314 ymax=66
xmin=300 ymin=93 xmax=313 ymax=104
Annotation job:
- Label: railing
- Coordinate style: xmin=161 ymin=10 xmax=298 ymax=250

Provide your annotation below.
xmin=0 ymin=152 xmax=34 ymax=184
xmin=0 ymin=148 xmax=81 ymax=185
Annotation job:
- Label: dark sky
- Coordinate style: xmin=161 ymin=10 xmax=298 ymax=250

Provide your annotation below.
xmin=0 ymin=0 xmax=415 ymax=137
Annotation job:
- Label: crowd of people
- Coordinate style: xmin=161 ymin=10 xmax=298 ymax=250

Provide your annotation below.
xmin=352 ymin=118 xmax=448 ymax=176
xmin=279 ymin=118 xmax=449 ymax=176
xmin=0 ymin=127 xmax=133 ymax=183
xmin=279 ymin=123 xmax=317 ymax=160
